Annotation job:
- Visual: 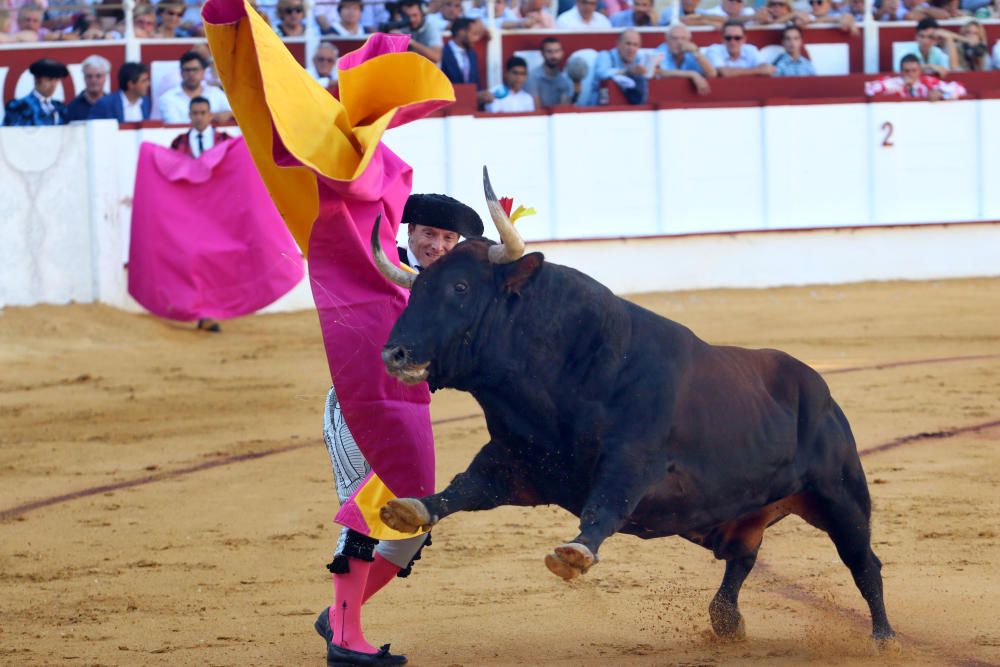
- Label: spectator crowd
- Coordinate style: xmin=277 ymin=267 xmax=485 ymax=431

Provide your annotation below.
xmin=2 ymin=0 xmax=999 ymax=123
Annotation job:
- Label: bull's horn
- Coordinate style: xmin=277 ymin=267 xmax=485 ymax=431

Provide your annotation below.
xmin=371 ymin=213 xmax=416 ymax=290
xmin=483 ymin=166 xmax=525 ymax=265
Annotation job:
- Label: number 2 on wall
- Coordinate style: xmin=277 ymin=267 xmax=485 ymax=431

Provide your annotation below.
xmin=881 ymin=121 xmax=894 ymax=148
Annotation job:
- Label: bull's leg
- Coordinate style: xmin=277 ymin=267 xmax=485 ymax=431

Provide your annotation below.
xmin=815 ymin=487 xmax=896 ymax=645
xmin=708 ymin=551 xmax=757 ymax=641
xmin=380 ymin=440 xmax=527 ymax=533
xmin=545 ymin=450 xmax=652 ymax=580
xmin=797 ymin=407 xmax=896 ymax=649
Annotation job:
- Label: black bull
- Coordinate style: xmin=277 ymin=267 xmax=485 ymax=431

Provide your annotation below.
xmin=372 ymin=212 xmax=895 ymax=647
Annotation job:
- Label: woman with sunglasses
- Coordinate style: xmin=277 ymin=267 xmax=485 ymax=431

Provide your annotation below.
xmin=275 ymin=0 xmax=306 ymax=36
xmin=155 ymin=0 xmax=192 ymax=37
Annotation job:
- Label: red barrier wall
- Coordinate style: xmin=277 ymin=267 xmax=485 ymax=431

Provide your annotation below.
xmin=606 ymin=69 xmax=1000 ymax=106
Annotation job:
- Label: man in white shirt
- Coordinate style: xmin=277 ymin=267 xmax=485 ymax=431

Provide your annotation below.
xmin=484 ymin=56 xmax=536 ymax=113
xmin=157 ymin=51 xmax=233 ymax=124
xmin=705 ymin=20 xmax=776 ymax=77
xmin=309 ymin=42 xmax=340 ymax=88
xmin=556 ymin=0 xmax=612 ymax=28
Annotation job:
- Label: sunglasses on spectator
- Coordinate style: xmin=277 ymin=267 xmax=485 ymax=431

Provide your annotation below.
xmin=182 ymin=66 xmax=203 ymax=73
xmin=767 ymin=1 xmax=788 ymax=6
xmin=723 ymin=34 xmax=744 ymax=40
xmin=164 ymin=9 xmax=183 ymax=16
xmin=283 ymin=5 xmax=304 ymax=12
xmin=809 ymin=0 xmax=826 ymax=4
xmin=315 ymin=56 xmax=335 ymax=62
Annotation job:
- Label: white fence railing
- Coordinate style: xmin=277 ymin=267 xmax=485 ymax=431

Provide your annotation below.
xmin=2 ymin=101 xmax=999 ymax=309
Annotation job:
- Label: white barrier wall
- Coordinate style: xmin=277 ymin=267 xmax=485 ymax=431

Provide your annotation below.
xmin=388 ymin=99 xmax=1000 ymax=238
xmin=2 ymin=101 xmax=999 ymax=310
xmin=1 ymin=123 xmax=93 ymax=306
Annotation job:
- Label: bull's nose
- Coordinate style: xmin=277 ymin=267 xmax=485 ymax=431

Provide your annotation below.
xmin=382 ymin=345 xmax=409 ymax=370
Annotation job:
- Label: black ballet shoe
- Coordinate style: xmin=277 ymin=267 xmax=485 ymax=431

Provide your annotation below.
xmin=196 ymin=318 xmax=221 ymax=332
xmin=315 ymin=608 xmax=406 ymax=666
xmin=327 ymin=643 xmax=407 ymax=666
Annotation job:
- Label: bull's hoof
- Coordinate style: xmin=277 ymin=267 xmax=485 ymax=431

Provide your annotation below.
xmin=380 ymin=498 xmax=434 ymax=533
xmin=708 ymin=598 xmax=746 ymax=641
xmin=871 ymin=633 xmax=902 ymax=655
xmin=544 ymin=543 xmax=596 ymax=581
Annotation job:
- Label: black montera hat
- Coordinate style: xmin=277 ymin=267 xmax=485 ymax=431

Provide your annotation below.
xmin=29 ymin=59 xmax=70 ymax=79
xmin=403 ymin=194 xmax=484 ymax=238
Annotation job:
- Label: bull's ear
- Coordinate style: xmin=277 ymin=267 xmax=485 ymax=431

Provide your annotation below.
xmin=502 ymin=252 xmax=545 ymax=294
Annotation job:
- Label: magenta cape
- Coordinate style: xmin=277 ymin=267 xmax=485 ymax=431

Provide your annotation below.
xmin=203 ymin=0 xmax=455 ymax=536
xmin=128 ymin=136 xmax=304 ymax=321
xmin=309 ymin=149 xmax=435 ymax=535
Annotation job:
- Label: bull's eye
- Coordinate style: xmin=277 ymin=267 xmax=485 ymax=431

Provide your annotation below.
xmin=454 ymin=281 xmax=468 ymax=294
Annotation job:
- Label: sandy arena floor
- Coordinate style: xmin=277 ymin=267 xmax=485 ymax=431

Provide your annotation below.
xmin=1 ymin=277 xmax=999 ymax=667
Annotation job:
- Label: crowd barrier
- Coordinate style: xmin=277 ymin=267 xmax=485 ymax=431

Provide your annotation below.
xmin=2 ymin=94 xmax=999 ymax=310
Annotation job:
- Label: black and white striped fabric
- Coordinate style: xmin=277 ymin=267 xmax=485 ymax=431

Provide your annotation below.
xmin=323 ymin=386 xmax=429 ymax=568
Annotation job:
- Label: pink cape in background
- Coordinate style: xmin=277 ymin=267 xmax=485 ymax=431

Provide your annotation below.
xmin=128 ymin=136 xmax=304 ymax=321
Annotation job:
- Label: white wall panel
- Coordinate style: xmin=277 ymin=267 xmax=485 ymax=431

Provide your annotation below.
xmin=869 ymin=100 xmax=979 ymax=224
xmin=446 ymin=114 xmax=554 ymax=241
xmin=383 ymin=117 xmax=449 ymax=196
xmin=657 ymin=107 xmax=764 ymax=234
xmin=764 ymin=104 xmax=869 ymax=229
xmin=0 ymin=124 xmax=92 ymax=307
xmin=87 ymin=120 xmax=130 ymax=308
xmin=551 ymin=111 xmax=659 ymax=239
xmin=384 ymin=117 xmax=450 ymax=247
xmin=981 ymin=99 xmax=1000 ymax=221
